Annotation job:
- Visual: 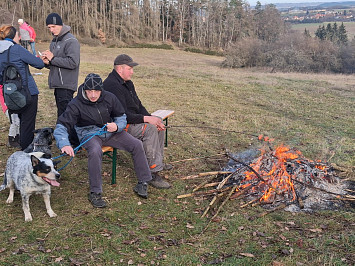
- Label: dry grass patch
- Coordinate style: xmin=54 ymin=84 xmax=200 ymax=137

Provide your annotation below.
xmin=0 ymin=43 xmax=354 ymax=265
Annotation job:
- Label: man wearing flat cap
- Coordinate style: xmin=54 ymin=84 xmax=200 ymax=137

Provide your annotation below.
xmin=42 ymin=12 xmax=80 ymax=145
xmin=103 ymin=54 xmax=172 ymax=189
xmin=54 ymin=73 xmax=153 ymax=208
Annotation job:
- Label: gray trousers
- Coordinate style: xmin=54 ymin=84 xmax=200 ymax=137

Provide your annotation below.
xmin=127 ymin=123 xmax=164 ymax=173
xmin=83 ymin=130 xmax=152 ymax=194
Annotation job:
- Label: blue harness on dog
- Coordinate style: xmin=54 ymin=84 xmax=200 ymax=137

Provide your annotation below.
xmin=52 ymin=125 xmax=109 ymax=171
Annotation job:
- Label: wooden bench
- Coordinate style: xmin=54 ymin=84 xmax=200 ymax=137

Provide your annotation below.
xmin=151 ymin=109 xmax=175 ymax=147
xmin=103 ymin=109 xmax=174 ymax=185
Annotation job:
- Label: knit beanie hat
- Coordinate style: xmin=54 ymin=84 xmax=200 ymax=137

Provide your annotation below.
xmin=46 ymin=13 xmax=63 ymax=26
xmin=83 ymin=73 xmax=103 ymax=91
xmin=18 ymin=19 xmax=24 ymax=24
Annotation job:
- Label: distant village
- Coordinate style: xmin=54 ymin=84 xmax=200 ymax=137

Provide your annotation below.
xmin=281 ymin=6 xmax=355 ymax=23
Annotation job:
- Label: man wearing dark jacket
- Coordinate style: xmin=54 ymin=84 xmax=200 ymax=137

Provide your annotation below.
xmin=42 ymin=12 xmax=80 ymax=145
xmin=103 ymin=54 xmax=171 ymax=189
xmin=54 ymin=73 xmax=152 ymax=208
xmin=42 ymin=13 xmax=80 ymax=117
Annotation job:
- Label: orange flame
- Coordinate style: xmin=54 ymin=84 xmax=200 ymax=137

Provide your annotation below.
xmin=238 ymin=145 xmax=301 ymax=203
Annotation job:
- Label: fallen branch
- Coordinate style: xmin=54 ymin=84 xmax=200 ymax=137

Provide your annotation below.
xmin=181 ymin=171 xmax=232 ymax=180
xmin=201 ymin=170 xmax=237 ymax=217
xmin=201 ymin=195 xmax=218 ymax=218
xmin=230 ymin=184 xmax=255 ymax=200
xmin=330 ymin=163 xmax=353 ymax=173
xmin=291 ymin=178 xmax=355 ymax=199
xmin=329 ymin=198 xmax=355 ymax=201
xmin=240 ymin=197 xmax=261 ymax=208
xmin=169 ymin=153 xmax=225 ymax=164
xmin=225 ymin=153 xmax=267 ymax=183
xmin=193 ymin=176 xmax=219 ymax=192
xmin=199 ymin=182 xmax=220 ymax=189
xmin=200 ymin=185 xmax=239 ymax=235
xmin=177 ymin=187 xmax=232 ymax=199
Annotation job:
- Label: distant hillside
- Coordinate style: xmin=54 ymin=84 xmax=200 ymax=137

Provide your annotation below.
xmin=273 ymin=1 xmax=355 ymax=9
xmin=317 ymin=1 xmax=355 ymax=8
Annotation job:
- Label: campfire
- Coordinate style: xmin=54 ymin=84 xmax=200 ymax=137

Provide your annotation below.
xmin=178 ymin=141 xmax=355 ymax=222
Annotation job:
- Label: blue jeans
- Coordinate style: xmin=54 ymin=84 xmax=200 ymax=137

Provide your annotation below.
xmin=29 ymin=42 xmax=36 ymax=56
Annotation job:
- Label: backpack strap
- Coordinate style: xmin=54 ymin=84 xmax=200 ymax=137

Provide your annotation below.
xmin=6 ymin=45 xmax=29 ymax=89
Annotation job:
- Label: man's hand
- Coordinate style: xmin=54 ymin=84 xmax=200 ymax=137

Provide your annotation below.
xmin=41 ymin=56 xmax=49 ymax=64
xmin=144 ymin=116 xmax=165 ymax=131
xmin=42 ymin=50 xmax=54 ymax=61
xmin=61 ymin=145 xmax=75 ymax=157
xmin=106 ymin=122 xmax=118 ymax=132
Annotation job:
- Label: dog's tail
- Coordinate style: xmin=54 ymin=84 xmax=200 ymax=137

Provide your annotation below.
xmin=0 ymin=172 xmax=7 ymax=191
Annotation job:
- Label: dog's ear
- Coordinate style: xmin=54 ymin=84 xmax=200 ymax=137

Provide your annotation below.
xmin=42 ymin=153 xmax=52 ymax=159
xmin=33 ymin=129 xmax=40 ymax=133
xmin=31 ymin=155 xmax=40 ymax=167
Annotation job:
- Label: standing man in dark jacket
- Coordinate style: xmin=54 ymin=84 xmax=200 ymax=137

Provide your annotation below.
xmin=54 ymin=73 xmax=152 ymax=208
xmin=42 ymin=12 xmax=80 ymax=144
xmin=103 ymin=54 xmax=171 ymax=189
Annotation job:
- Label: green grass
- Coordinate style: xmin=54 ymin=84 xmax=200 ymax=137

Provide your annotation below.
xmin=0 ymin=44 xmax=354 ymax=265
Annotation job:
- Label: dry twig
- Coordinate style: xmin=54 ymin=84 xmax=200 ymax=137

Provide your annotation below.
xmin=177 ymin=187 xmax=232 ymax=199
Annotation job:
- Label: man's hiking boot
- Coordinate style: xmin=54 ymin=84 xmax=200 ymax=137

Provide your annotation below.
xmin=88 ymin=192 xmax=107 ymax=208
xmin=163 ymin=163 xmax=173 ymax=171
xmin=134 ymin=182 xmax=148 ymax=199
xmin=148 ymin=172 xmax=171 ymax=189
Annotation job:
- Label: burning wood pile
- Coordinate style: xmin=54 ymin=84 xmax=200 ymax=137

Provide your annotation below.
xmin=178 ymin=143 xmax=355 ymax=221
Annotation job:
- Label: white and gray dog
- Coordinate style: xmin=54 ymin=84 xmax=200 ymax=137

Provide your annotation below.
xmin=0 ymin=151 xmax=60 ymax=222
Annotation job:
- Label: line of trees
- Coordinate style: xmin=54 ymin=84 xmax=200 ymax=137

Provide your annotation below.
xmin=0 ymin=0 xmax=287 ymax=49
xmin=314 ymin=22 xmax=348 ymax=44
xmin=1 ymin=0 xmax=354 ymax=73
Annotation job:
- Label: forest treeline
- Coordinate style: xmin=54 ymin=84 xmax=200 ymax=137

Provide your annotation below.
xmin=1 ymin=0 xmax=354 ymax=73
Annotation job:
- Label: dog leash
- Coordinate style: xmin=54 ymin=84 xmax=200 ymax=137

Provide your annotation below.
xmin=53 ymin=125 xmax=109 ymax=171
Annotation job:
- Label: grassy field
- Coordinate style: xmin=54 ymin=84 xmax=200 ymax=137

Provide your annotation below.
xmin=291 ymin=21 xmax=355 ymax=38
xmin=0 ymin=43 xmax=354 ymax=265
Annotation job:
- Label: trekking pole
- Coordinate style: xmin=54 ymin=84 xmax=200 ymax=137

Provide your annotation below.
xmin=164 ymin=125 xmax=260 ymax=138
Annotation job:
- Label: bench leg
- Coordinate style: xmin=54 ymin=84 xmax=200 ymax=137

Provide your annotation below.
xmin=111 ymin=148 xmax=117 ymax=184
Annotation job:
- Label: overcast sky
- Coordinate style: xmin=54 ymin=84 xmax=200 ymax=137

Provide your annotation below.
xmin=248 ymin=0 xmax=354 ymax=6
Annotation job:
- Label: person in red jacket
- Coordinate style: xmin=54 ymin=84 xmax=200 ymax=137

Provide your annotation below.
xmin=26 ymin=21 xmax=37 ymax=56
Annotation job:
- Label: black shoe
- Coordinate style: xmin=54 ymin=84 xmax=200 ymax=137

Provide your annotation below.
xmin=88 ymin=192 xmax=107 ymax=208
xmin=163 ymin=163 xmax=173 ymax=171
xmin=134 ymin=182 xmax=148 ymax=199
xmin=148 ymin=172 xmax=171 ymax=189
xmin=7 ymin=136 xmax=21 ymax=149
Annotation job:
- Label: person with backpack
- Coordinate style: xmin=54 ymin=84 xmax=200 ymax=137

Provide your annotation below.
xmin=0 ymin=25 xmax=44 ymax=150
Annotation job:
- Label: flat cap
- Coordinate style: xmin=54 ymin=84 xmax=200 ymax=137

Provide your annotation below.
xmin=114 ymin=54 xmax=138 ymax=67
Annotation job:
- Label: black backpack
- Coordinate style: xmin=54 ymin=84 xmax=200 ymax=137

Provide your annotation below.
xmin=2 ymin=45 xmax=31 ymax=113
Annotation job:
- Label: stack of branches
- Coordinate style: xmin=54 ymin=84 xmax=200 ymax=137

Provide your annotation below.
xmin=177 ymin=146 xmax=355 ymax=224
